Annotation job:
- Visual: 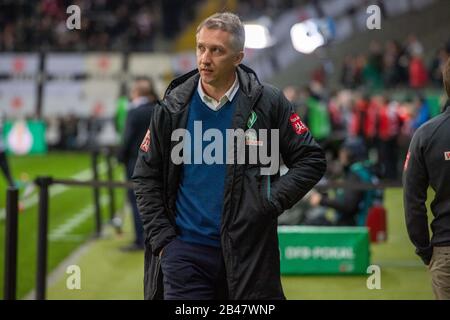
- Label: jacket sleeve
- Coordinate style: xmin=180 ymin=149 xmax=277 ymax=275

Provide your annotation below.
xmin=132 ymin=105 xmax=177 ymax=256
xmin=403 ymin=128 xmax=432 ymax=265
xmin=269 ymin=89 xmax=327 ymax=214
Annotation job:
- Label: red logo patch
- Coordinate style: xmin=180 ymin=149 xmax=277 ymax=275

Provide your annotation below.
xmin=289 ymin=113 xmax=308 ymax=135
xmin=404 ymin=151 xmax=410 ymax=171
xmin=140 ymin=130 xmax=151 ymax=152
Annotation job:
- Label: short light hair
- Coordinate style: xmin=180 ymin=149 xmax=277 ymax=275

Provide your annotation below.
xmin=443 ymin=57 xmax=450 ymax=98
xmin=196 ymin=12 xmax=245 ymax=52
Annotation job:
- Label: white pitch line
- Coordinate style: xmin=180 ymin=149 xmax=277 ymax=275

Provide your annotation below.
xmin=48 ymin=234 xmax=86 ymax=242
xmin=0 ymin=161 xmax=109 ymax=221
xmin=49 ymin=195 xmax=109 ymax=242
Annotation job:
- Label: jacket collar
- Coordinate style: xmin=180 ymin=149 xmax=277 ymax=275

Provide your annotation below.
xmin=161 ymin=64 xmax=263 ymax=114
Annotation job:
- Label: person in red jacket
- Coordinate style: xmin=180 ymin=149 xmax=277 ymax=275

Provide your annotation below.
xmin=377 ymin=98 xmax=402 ymax=180
xmin=409 ymin=51 xmax=428 ymax=88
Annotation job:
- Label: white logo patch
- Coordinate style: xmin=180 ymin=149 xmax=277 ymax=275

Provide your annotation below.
xmin=245 ymin=131 xmax=263 ymax=146
xmin=445 ymin=151 xmax=450 ymax=161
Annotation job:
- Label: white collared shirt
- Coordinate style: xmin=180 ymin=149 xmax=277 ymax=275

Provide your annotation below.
xmin=197 ymin=73 xmax=239 ymax=111
xmin=128 ymin=97 xmax=150 ymax=110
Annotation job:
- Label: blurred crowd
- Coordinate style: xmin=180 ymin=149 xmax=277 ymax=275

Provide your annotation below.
xmin=0 ymin=0 xmax=296 ymax=52
xmin=340 ymin=35 xmax=450 ymax=91
xmin=235 ymin=0 xmax=297 ymax=20
xmin=0 ymin=0 xmax=201 ymax=51
xmin=3 ymin=1 xmax=449 ymax=184
xmin=278 ymin=35 xmax=450 ymax=182
xmin=284 ymin=80 xmax=447 ymax=182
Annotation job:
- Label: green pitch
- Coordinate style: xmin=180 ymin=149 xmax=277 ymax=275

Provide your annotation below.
xmin=0 ymin=152 xmax=434 ymax=299
xmin=281 ymin=188 xmax=433 ymax=299
xmin=0 ymin=152 xmax=126 ymax=299
xmin=46 ymin=191 xmax=433 ymax=300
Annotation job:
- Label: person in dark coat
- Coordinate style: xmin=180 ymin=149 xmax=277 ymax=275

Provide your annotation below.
xmin=403 ymin=57 xmax=450 ymax=300
xmin=132 ymin=12 xmax=326 ymax=300
xmin=118 ymin=77 xmax=158 ymax=251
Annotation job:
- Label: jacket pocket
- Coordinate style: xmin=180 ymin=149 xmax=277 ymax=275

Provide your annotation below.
xmin=258 ymin=174 xmax=277 ymax=219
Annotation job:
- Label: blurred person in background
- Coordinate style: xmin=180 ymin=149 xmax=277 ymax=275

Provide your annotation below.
xmin=376 ymin=96 xmax=403 ymax=180
xmin=283 ymin=85 xmax=308 ymax=121
xmin=328 ymin=90 xmax=352 ymax=148
xmin=430 ymin=47 xmax=450 ymax=87
xmin=403 ymin=57 xmax=450 ymax=300
xmin=350 ymin=93 xmax=378 ymax=157
xmin=118 ymin=77 xmax=158 ymax=251
xmin=362 ymin=41 xmax=384 ymax=91
xmin=59 ymin=114 xmax=78 ymax=150
xmin=309 ymin=137 xmax=380 ymax=226
xmin=410 ymin=93 xmax=431 ymax=132
xmin=0 ymin=114 xmax=15 ymax=187
xmin=303 ymin=82 xmax=331 ymax=147
xmin=383 ymin=40 xmax=405 ymax=88
xmin=341 ymin=55 xmax=358 ymax=89
xmin=408 ymin=36 xmax=429 ymax=89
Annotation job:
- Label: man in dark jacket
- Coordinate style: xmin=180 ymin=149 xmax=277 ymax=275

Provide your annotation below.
xmin=118 ymin=77 xmax=158 ymax=251
xmin=132 ymin=12 xmax=326 ymax=300
xmin=403 ymin=57 xmax=450 ymax=299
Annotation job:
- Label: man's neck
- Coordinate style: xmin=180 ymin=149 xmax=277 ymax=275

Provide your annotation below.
xmin=201 ymin=72 xmax=236 ymax=101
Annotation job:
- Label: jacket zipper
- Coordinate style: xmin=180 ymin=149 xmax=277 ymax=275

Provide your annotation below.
xmin=223 ymin=88 xmax=263 ymax=298
xmin=229 ymin=88 xmax=264 ymax=222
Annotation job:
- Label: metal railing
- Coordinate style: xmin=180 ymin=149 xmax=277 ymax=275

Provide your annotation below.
xmin=2 ymin=148 xmax=133 ymax=300
xmin=2 ymin=158 xmax=403 ymax=300
xmin=3 ymin=187 xmax=18 ymax=300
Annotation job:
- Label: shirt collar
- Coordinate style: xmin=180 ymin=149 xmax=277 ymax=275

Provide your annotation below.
xmin=197 ymin=72 xmax=239 ymax=111
xmin=128 ymin=97 xmax=150 ymax=110
xmin=444 ymin=99 xmax=450 ymax=113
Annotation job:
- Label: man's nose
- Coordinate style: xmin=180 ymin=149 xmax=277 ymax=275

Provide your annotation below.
xmin=201 ymin=50 xmax=212 ymax=64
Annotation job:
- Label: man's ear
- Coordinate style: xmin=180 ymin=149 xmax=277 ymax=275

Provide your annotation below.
xmin=234 ymin=51 xmax=244 ymax=67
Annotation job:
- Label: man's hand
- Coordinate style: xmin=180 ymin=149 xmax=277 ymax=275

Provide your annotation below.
xmin=159 ymin=248 xmax=164 ymax=258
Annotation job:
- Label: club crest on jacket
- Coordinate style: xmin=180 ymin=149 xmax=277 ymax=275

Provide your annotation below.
xmin=140 ymin=129 xmax=151 ymax=152
xmin=289 ymin=113 xmax=308 ymax=135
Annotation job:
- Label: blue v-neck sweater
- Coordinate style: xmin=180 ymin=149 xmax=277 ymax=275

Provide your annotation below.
xmin=175 ymin=90 xmax=238 ymax=247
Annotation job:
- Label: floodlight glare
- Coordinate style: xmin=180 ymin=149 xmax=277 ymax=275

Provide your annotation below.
xmin=290 ymin=20 xmax=325 ymax=54
xmin=244 ymin=24 xmax=272 ymax=49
